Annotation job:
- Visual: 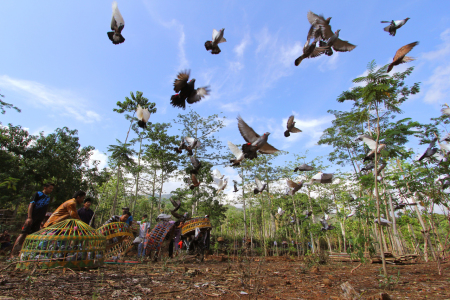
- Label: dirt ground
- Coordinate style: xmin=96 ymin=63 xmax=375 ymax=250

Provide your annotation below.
xmin=0 ymin=255 xmax=449 ymax=300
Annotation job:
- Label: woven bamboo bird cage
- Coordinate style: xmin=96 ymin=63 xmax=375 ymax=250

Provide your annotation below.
xmin=181 ymin=217 xmax=212 ymax=236
xmin=17 ymin=219 xmax=106 ymax=270
xmin=97 ymin=222 xmax=134 ymax=259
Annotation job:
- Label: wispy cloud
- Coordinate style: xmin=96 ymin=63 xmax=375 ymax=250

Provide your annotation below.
xmin=422 ymin=28 xmax=450 ymax=104
xmin=0 ymin=75 xmax=101 ymax=123
xmin=234 ymin=34 xmax=251 ymax=59
xmin=89 ymin=149 xmax=108 ymax=169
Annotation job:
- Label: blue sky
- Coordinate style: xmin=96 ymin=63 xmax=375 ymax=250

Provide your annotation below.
xmin=2 ymin=0 xmax=450 ymax=196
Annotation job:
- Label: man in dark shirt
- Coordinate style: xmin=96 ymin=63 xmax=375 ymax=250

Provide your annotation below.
xmin=11 ymin=183 xmax=54 ymax=256
xmin=77 ymin=198 xmax=95 ymax=227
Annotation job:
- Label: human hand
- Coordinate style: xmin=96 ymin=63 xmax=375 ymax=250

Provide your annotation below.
xmin=24 ymin=218 xmax=33 ymax=227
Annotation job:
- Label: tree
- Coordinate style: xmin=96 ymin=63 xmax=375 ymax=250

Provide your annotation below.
xmin=0 ymin=92 xmax=20 ymax=114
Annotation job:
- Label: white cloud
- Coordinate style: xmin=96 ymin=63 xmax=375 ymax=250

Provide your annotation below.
xmin=0 ymin=75 xmax=101 ymax=123
xmin=234 ymin=34 xmax=250 ymax=58
xmin=422 ymin=28 xmax=450 ymax=104
xmin=89 ymin=149 xmax=108 ymax=169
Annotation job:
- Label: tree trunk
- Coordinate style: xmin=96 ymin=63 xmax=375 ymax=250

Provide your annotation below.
xmin=132 ymin=136 xmax=143 ymax=216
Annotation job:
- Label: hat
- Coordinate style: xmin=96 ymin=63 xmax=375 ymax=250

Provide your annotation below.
xmin=122 ymin=207 xmax=130 ymax=211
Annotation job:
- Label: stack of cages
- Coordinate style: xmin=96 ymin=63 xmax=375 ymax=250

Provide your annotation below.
xmin=97 ymin=222 xmax=134 ymax=260
xmin=17 ymin=219 xmax=106 ymax=270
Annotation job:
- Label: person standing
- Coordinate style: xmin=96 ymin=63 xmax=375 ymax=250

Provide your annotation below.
xmin=136 ymin=214 xmax=150 ymax=258
xmin=77 ymin=198 xmax=95 ymax=227
xmin=43 ymin=190 xmax=85 ymax=227
xmin=10 ymin=183 xmax=54 ymax=256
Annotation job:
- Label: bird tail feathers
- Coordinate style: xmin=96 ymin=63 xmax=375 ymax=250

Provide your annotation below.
xmin=294 ymin=56 xmax=304 ymax=66
xmin=402 ymin=56 xmax=415 ymax=63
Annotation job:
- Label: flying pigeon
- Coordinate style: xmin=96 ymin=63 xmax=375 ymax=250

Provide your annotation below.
xmin=214 ymin=176 xmax=228 ymax=192
xmin=360 ymin=163 xmax=375 ymax=172
xmin=394 ymin=201 xmax=417 ymax=210
xmin=107 ymin=1 xmax=125 ymax=45
xmin=318 ymin=40 xmax=333 ymax=56
xmin=290 ymin=215 xmax=296 ymax=224
xmin=294 ymin=164 xmax=314 ymax=172
xmin=170 ymin=70 xmax=210 ymax=109
xmin=433 ymin=152 xmax=448 ymax=164
xmin=320 ymin=219 xmax=335 ymax=231
xmin=417 ymin=138 xmax=438 ymax=161
xmin=441 ymin=104 xmax=450 ymax=116
xmin=205 ymin=28 xmax=226 ymax=55
xmin=233 ymin=180 xmax=239 ymax=192
xmin=310 ymin=171 xmax=333 ymax=184
xmin=442 ymin=133 xmax=450 ymax=142
xmin=254 ymin=177 xmax=267 ymax=194
xmin=237 ymin=116 xmax=279 ymax=160
xmin=228 ymin=141 xmax=245 ymax=166
xmin=316 ymin=29 xmax=357 ymax=54
xmin=277 ymin=207 xmax=285 ymax=216
xmin=284 ymin=115 xmax=302 ymax=136
xmin=346 ymin=209 xmax=357 ymax=220
xmin=306 ymin=11 xmax=333 ymax=40
xmin=387 ymin=41 xmax=419 ymax=73
xmin=381 ymin=18 xmax=410 ymax=36
xmin=213 ymin=169 xmax=224 ymax=179
xmin=355 ymin=134 xmax=386 ymax=162
xmin=375 ymin=162 xmax=387 ymax=174
xmin=374 ymin=215 xmax=392 ymax=226
xmin=136 ymin=105 xmax=150 ymax=129
xmin=184 ymin=137 xmax=201 ymax=156
xmin=190 ymin=174 xmax=200 ymax=190
xmin=294 ymin=40 xmax=325 ymax=66
xmin=190 ymin=156 xmax=202 ymax=175
xmin=286 ymin=179 xmax=305 ymax=196
xmin=173 ymin=140 xmax=187 ymax=154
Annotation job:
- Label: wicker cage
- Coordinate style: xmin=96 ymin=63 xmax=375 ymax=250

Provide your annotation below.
xmin=144 ymin=221 xmax=175 ymax=255
xmin=181 ymin=217 xmax=212 ymax=236
xmin=17 ymin=219 xmax=105 ymax=270
xmin=97 ymin=222 xmax=134 ymax=259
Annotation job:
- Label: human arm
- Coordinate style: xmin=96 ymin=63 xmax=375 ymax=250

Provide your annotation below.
xmin=24 ymin=202 xmax=35 ymax=227
xmin=67 ymin=200 xmax=81 ymax=220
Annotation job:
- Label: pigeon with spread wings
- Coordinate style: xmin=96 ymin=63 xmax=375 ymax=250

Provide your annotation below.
xmin=316 ymin=29 xmax=356 ymax=55
xmin=228 ymin=141 xmax=245 ymax=166
xmin=107 ymin=1 xmax=125 ymax=45
xmin=237 ymin=116 xmax=279 ymax=160
xmin=387 ymin=42 xmax=419 ymax=73
xmin=136 ymin=105 xmax=150 ymax=129
xmin=306 ymin=11 xmax=333 ymax=40
xmin=320 ymin=219 xmax=335 ymax=231
xmin=381 ymin=18 xmax=410 ymax=36
xmin=214 ymin=176 xmax=228 ymax=192
xmin=173 ymin=139 xmax=187 ymax=154
xmin=286 ymin=179 xmax=307 ymax=196
xmin=355 ymin=134 xmax=386 ymax=162
xmin=205 ymin=28 xmax=226 ymax=55
xmin=170 ymin=70 xmax=210 ymax=109
xmin=184 ymin=137 xmax=201 ymax=156
xmin=284 ymin=115 xmax=302 ymax=137
xmin=254 ymin=177 xmax=267 ymax=194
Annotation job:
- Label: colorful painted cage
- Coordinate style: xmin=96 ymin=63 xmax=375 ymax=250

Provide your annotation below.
xmin=181 ymin=217 xmax=212 ymax=236
xmin=97 ymin=222 xmax=134 ymax=259
xmin=17 ymin=219 xmax=106 ymax=270
xmin=144 ymin=221 xmax=175 ymax=254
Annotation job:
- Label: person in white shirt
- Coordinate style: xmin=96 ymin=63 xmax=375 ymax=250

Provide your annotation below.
xmin=135 ymin=214 xmax=151 ymax=258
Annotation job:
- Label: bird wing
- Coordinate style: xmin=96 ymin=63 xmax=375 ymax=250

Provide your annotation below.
xmin=393 ymin=42 xmax=419 ymax=63
xmin=213 ymin=176 xmax=223 ymax=186
xmin=237 ymin=116 xmax=260 ymax=143
xmin=187 ymin=87 xmax=210 ymax=104
xmin=359 ymin=135 xmax=377 ymax=150
xmin=228 ymin=141 xmax=243 ymax=158
xmin=136 ymin=105 xmax=143 ymax=120
xmin=286 ymin=179 xmax=299 ymax=189
xmin=306 ymin=11 xmax=326 ymax=25
xmin=441 ymin=107 xmax=450 ymax=116
xmin=320 ymin=219 xmax=327 ymax=228
xmin=212 ymin=29 xmax=219 ymax=41
xmin=185 ymin=137 xmax=195 ymax=146
xmin=213 ymin=169 xmax=223 ymax=179
xmin=255 ymin=177 xmax=263 ymax=190
xmin=311 ymin=172 xmax=322 ymax=180
xmin=190 ymin=156 xmax=200 ymax=168
xmin=213 ymin=29 xmax=226 ymax=44
xmin=429 ymin=138 xmax=437 ymax=149
xmin=173 ymin=70 xmax=190 ymax=92
xmin=322 ymin=173 xmax=333 ymax=181
xmin=287 ymin=115 xmax=295 ymax=129
xmin=259 ymin=143 xmax=279 ymax=154
xmin=142 ymin=108 xmax=150 ymax=122
xmin=112 ymin=1 xmax=125 ymax=29
xmin=310 ymin=46 xmax=325 ymax=58
xmin=332 ymin=38 xmax=357 ymax=52
xmin=191 ymin=174 xmax=199 ymax=185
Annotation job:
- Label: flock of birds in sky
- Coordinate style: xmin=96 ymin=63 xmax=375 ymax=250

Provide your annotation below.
xmin=107 ymin=2 xmax=430 ymax=230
